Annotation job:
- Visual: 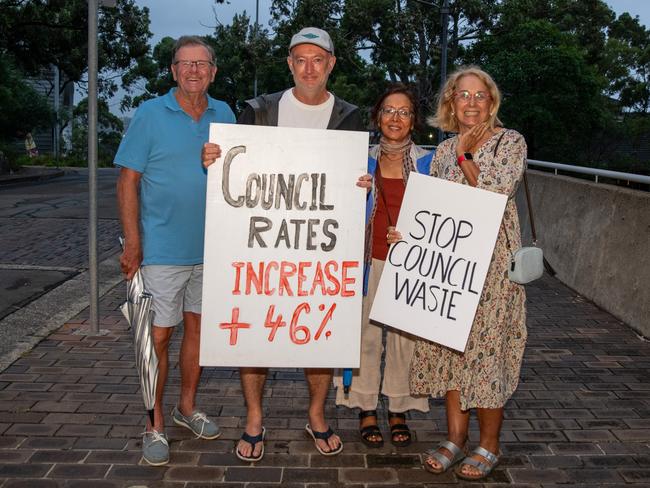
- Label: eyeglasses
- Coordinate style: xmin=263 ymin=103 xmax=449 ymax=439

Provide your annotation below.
xmin=454 ymin=90 xmax=491 ymax=104
xmin=174 ymin=60 xmax=214 ymax=70
xmin=380 ymin=107 xmax=413 ymax=120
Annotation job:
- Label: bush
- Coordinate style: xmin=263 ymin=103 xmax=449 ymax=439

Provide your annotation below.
xmin=0 ymin=143 xmax=22 ymax=173
xmin=11 ymin=153 xmax=106 ymax=168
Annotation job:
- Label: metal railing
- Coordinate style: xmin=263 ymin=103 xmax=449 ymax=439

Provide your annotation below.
xmin=416 ymin=145 xmax=650 ymax=187
xmin=527 ymin=159 xmax=650 ymax=185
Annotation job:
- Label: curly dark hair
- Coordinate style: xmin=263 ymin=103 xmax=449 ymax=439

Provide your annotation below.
xmin=370 ymin=83 xmax=420 ymax=132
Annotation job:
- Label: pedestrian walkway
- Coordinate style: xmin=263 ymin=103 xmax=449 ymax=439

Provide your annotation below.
xmin=0 ymin=273 xmax=648 ymax=487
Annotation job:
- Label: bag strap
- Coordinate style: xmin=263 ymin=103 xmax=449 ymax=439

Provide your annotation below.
xmin=375 ymin=164 xmax=394 ymax=227
xmin=495 ymin=130 xmax=556 ymax=276
xmin=492 ymin=130 xmax=507 ymax=157
xmin=494 ymin=130 xmax=515 ymax=253
xmin=523 ymin=172 xmax=537 ymax=244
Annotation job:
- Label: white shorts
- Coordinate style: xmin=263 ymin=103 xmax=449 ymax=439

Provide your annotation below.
xmin=140 ymin=264 xmax=203 ymax=327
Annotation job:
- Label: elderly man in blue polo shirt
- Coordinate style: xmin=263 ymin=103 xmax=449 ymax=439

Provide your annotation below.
xmin=114 ymin=35 xmax=235 ymax=466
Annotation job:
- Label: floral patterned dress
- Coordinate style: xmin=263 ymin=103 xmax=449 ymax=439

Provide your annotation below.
xmin=409 ymin=129 xmax=528 ymax=410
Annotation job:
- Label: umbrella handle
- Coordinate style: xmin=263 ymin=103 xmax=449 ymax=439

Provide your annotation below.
xmin=342 ymin=368 xmax=353 ymax=395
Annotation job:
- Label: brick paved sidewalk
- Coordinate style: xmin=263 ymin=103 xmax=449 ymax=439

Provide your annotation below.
xmin=0 ymin=274 xmax=648 ymax=487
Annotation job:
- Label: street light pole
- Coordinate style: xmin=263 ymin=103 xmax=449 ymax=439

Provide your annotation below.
xmin=88 ymin=0 xmax=99 ymax=333
xmin=87 ymin=0 xmax=116 ymax=333
xmin=438 ymin=0 xmax=450 ymax=143
xmin=412 ymin=0 xmax=451 ymax=143
xmin=253 ymin=0 xmax=259 ymax=97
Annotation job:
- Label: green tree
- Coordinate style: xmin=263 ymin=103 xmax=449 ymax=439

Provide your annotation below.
xmin=495 ymin=0 xmax=615 ymax=67
xmin=468 ymin=19 xmax=609 ymax=163
xmin=606 ymin=12 xmax=650 ymax=113
xmin=121 ymin=36 xmax=175 ymax=110
xmin=472 ymin=0 xmax=650 ymax=170
xmin=342 ymin=1 xmax=497 ymax=104
xmin=0 ymin=0 xmax=152 ymax=101
xmin=0 ymin=56 xmax=52 ymax=142
xmin=210 ymin=13 xmax=279 ymax=112
xmin=70 ymin=97 xmax=124 ymax=165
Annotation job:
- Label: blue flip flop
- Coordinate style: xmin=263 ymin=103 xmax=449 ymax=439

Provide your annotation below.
xmin=236 ymin=426 xmax=265 ymax=462
xmin=305 ymin=424 xmax=343 ymax=456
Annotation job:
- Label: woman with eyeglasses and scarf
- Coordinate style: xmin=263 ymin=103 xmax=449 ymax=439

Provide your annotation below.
xmin=408 ymin=66 xmax=527 ymax=481
xmin=335 ymin=83 xmax=433 ymax=449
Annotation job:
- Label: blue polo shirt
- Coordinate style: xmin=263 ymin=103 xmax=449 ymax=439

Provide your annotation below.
xmin=114 ymin=88 xmax=235 ymax=265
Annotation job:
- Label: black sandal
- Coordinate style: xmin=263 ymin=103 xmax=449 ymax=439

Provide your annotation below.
xmin=359 ymin=410 xmax=383 ymax=448
xmin=388 ymin=411 xmax=412 ymax=447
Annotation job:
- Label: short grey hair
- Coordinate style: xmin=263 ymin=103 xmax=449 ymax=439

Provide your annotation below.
xmin=172 ymin=36 xmax=216 ymax=64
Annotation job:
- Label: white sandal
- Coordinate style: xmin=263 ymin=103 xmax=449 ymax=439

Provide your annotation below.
xmin=455 ymin=446 xmax=499 ymax=480
xmin=423 ymin=440 xmax=465 ymax=474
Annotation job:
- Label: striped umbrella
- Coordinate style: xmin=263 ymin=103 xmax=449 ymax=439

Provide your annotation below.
xmin=120 ymin=268 xmax=158 ymax=426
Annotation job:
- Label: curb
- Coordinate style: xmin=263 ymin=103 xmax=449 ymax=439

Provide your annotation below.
xmin=0 ymin=252 xmax=124 ymax=373
xmin=0 ymin=168 xmax=65 ymax=186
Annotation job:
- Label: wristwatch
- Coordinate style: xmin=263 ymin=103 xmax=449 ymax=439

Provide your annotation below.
xmin=457 ymin=152 xmax=473 ymax=165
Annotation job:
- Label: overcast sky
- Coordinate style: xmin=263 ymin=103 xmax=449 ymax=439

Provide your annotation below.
xmin=136 ymin=0 xmax=273 ymax=46
xmin=110 ymin=0 xmax=650 ymax=114
xmin=136 ymin=0 xmax=650 ymax=45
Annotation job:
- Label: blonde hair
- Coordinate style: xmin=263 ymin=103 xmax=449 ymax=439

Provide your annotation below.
xmin=428 ymin=65 xmax=502 ymax=132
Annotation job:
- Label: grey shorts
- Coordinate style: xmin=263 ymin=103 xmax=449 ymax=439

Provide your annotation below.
xmin=140 ymin=264 xmax=203 ymax=327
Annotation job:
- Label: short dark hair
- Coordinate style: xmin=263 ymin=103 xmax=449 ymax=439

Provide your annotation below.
xmin=172 ymin=36 xmax=216 ymax=64
xmin=370 ymin=83 xmax=420 ymax=131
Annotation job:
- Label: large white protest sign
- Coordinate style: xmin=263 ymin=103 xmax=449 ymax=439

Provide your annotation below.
xmin=200 ymin=124 xmax=368 ymax=368
xmin=369 ymin=173 xmax=507 ymax=352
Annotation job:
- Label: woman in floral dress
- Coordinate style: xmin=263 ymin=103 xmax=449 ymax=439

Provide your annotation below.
xmin=408 ymin=66 xmax=527 ymax=480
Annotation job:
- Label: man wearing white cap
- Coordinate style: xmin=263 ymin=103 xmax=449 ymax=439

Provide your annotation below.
xmin=203 ymin=26 xmax=365 ymax=461
xmin=238 ymin=26 xmax=365 ymax=462
xmin=238 ymin=27 xmax=363 ymax=129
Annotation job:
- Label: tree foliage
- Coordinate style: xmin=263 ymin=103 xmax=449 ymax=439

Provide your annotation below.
xmin=606 ymin=12 xmax=650 ymax=113
xmin=121 ymin=0 xmax=649 ymax=167
xmin=209 ymin=13 xmax=280 ymax=112
xmin=468 ymin=19 xmax=608 ymax=162
xmin=69 ymin=97 xmax=124 ymax=165
xmin=0 ymin=0 xmax=152 ymax=99
xmin=469 ymin=0 xmax=650 ymax=170
xmin=0 ymin=56 xmax=52 ymax=142
xmin=342 ymin=0 xmax=497 ymax=115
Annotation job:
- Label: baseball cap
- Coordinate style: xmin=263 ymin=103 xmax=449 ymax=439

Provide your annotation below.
xmin=289 ymin=27 xmax=334 ymax=54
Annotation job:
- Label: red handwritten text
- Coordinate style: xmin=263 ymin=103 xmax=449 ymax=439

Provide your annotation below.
xmin=231 ymin=260 xmax=359 ymax=297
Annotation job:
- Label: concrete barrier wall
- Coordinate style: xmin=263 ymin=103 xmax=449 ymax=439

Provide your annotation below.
xmin=516 ymin=170 xmax=650 ymax=337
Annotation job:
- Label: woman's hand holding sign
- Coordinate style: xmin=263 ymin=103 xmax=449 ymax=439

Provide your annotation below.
xmin=387 ymin=226 xmax=402 ymax=245
xmin=356 ymin=173 xmax=372 ymax=190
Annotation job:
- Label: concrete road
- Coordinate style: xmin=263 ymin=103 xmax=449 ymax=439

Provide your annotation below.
xmin=0 ymin=167 xmax=121 ymax=320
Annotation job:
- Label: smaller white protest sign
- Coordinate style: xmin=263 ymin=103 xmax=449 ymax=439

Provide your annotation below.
xmin=369 ymin=173 xmax=507 ymax=352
